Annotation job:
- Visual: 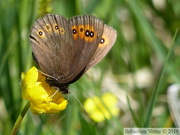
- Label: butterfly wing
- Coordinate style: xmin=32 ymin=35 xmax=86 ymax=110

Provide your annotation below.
xmin=63 ymin=15 xmax=104 ymax=83
xmin=30 ymin=14 xmax=74 ymax=82
xmin=84 ymin=24 xmax=117 ymax=71
xmin=30 ymin=14 xmax=105 ymax=85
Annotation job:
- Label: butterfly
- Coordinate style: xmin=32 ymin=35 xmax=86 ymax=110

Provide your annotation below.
xmin=30 ymin=14 xmax=117 ymax=93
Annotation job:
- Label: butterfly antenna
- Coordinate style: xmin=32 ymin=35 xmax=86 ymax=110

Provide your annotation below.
xmin=51 ymin=88 xmax=59 ymax=98
xmin=51 ymin=89 xmax=88 ymax=115
xmin=67 ymin=91 xmax=70 ymax=101
xmin=69 ymin=91 xmax=87 ymax=113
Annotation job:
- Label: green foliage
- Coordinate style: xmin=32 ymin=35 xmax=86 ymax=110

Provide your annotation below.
xmin=0 ymin=0 xmax=179 ymax=134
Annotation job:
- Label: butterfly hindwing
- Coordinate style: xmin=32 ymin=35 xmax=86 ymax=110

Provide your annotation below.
xmin=85 ymin=24 xmax=117 ymax=71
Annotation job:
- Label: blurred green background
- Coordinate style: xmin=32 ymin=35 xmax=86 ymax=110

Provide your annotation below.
xmin=0 ymin=0 xmax=180 ymax=134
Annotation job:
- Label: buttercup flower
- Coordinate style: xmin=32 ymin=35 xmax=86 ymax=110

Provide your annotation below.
xmin=21 ymin=66 xmax=68 ymax=114
xmin=84 ymin=93 xmax=119 ymax=122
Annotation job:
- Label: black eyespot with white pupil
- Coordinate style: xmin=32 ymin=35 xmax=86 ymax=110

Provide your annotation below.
xmin=89 ymin=31 xmax=94 ymax=37
xmin=55 ymin=25 xmax=58 ymax=30
xmin=85 ymin=30 xmax=90 ymax=37
xmin=39 ymin=31 xmax=43 ymax=36
xmin=100 ymin=38 xmax=105 ymax=44
xmin=73 ymin=29 xmax=77 ymax=34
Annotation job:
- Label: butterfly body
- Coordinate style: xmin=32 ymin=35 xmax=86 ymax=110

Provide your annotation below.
xmin=30 ymin=14 xmax=117 ymax=93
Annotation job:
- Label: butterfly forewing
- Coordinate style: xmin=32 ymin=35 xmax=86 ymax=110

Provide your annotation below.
xmin=30 ymin=14 xmax=74 ymax=82
xmin=30 ymin=16 xmax=56 ymax=76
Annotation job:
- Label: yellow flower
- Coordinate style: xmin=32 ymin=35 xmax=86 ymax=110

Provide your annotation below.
xmin=21 ymin=66 xmax=68 ymax=114
xmin=84 ymin=93 xmax=119 ymax=122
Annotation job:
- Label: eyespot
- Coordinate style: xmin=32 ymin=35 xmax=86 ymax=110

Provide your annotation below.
xmin=89 ymin=31 xmax=94 ymax=38
xmin=55 ymin=25 xmax=58 ymax=30
xmin=45 ymin=24 xmax=51 ymax=32
xmin=60 ymin=28 xmax=65 ymax=34
xmin=72 ymin=29 xmax=77 ymax=34
xmin=80 ymin=28 xmax=83 ymax=32
xmin=46 ymin=25 xmax=50 ymax=29
xmin=100 ymin=38 xmax=105 ymax=44
xmin=85 ymin=30 xmax=90 ymax=37
xmin=37 ymin=30 xmax=45 ymax=38
xmin=38 ymin=31 xmax=43 ymax=36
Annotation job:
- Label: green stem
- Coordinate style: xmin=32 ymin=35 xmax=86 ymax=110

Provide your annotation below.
xmin=11 ymin=101 xmax=31 ymax=135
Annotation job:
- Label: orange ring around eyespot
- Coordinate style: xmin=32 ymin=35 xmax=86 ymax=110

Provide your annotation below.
xmin=72 ymin=25 xmax=78 ymax=40
xmin=99 ymin=35 xmax=108 ymax=47
xmin=37 ymin=30 xmax=45 ymax=38
xmin=60 ymin=27 xmax=65 ymax=34
xmin=71 ymin=25 xmax=97 ymax=42
xmin=44 ymin=24 xmax=52 ymax=32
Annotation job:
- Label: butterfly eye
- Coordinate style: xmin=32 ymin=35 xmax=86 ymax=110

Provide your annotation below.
xmin=100 ymin=38 xmax=105 ymax=44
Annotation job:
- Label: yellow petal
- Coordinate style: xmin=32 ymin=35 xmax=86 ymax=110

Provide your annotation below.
xmin=21 ymin=66 xmax=38 ymax=87
xmin=84 ymin=92 xmax=119 ymax=122
xmin=47 ymin=100 xmax=68 ymax=113
xmin=21 ymin=66 xmax=68 ymax=114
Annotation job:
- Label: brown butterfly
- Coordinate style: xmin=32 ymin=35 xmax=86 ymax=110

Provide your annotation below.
xmin=30 ymin=14 xmax=117 ymax=93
